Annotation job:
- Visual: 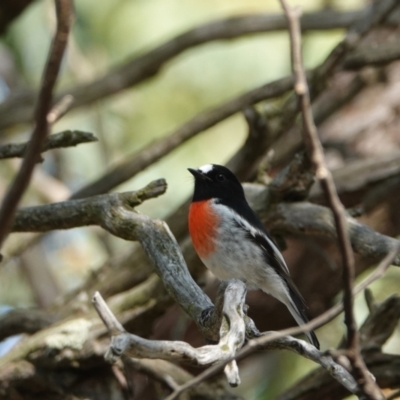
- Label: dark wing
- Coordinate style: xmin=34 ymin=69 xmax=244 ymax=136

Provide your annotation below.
xmin=219 ymin=198 xmax=307 ymax=308
xmin=218 ymin=198 xmax=290 ymax=275
xmin=220 ymin=199 xmax=319 ymax=348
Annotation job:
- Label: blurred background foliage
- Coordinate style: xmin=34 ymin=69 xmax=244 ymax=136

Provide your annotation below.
xmin=0 ymin=0 xmax=399 ymax=399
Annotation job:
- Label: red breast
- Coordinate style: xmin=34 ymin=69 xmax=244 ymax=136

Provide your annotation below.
xmin=188 ymin=200 xmax=219 ymax=258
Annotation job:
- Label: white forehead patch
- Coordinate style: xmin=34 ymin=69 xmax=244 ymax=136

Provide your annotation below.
xmin=198 ymin=164 xmax=213 ymax=174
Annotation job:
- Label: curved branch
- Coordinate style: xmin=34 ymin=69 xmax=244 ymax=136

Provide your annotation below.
xmin=94 ymin=282 xmax=357 ymax=397
xmin=93 ymin=280 xmax=247 ymax=385
xmin=10 ymin=181 xmax=400 ymax=268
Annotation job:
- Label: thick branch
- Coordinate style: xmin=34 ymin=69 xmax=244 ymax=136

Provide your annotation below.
xmin=344 ymin=41 xmax=400 ymax=70
xmin=10 ymin=180 xmax=400 ymax=268
xmin=11 ymin=179 xmax=167 ymax=232
xmin=0 ymin=130 xmax=98 ymax=160
xmin=241 ymin=183 xmax=400 ymax=266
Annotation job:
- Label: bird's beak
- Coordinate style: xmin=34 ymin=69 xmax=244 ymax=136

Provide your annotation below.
xmin=188 ymin=168 xmax=207 ymax=180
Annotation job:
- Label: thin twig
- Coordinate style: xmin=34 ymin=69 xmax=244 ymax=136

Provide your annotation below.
xmin=0 ymin=0 xmax=73 ymax=249
xmin=92 ymin=291 xmax=125 ymax=335
xmin=46 ymin=94 xmax=74 ymax=124
xmin=279 ymin=0 xmax=384 ymax=398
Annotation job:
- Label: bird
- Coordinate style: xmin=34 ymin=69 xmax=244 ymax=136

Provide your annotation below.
xmin=187 ymin=163 xmax=319 ymax=349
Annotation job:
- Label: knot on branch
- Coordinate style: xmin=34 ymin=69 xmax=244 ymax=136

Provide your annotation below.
xmin=269 ymin=151 xmax=315 ymax=202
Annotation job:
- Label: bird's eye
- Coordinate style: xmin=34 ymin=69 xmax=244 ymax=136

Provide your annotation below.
xmin=216 ymin=173 xmax=226 ymax=182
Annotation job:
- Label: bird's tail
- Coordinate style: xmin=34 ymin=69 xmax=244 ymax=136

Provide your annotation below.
xmin=285 ymin=285 xmax=320 ymax=349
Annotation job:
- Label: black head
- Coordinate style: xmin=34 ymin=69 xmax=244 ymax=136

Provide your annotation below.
xmin=188 ymin=164 xmax=245 ymax=202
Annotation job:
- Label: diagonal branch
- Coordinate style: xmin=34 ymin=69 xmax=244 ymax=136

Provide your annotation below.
xmin=69 ymin=76 xmax=294 ymax=199
xmin=279 ymin=0 xmax=385 ymax=398
xmin=0 ymin=9 xmax=364 ymax=130
xmin=0 ymin=0 xmax=73 ymax=249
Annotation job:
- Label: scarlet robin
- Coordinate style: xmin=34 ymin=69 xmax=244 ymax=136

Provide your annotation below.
xmin=188 ymin=164 xmax=319 ymax=349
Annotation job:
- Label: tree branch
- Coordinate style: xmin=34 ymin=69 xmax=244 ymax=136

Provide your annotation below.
xmin=0 ymin=0 xmax=73 ymax=248
xmin=277 ymin=290 xmax=400 ymax=400
xmin=279 ymin=0 xmax=385 ymax=398
xmin=0 ymin=130 xmax=98 ymax=160
xmin=93 ymin=280 xmax=247 ymax=386
xmin=273 ymin=0 xmax=399 ymax=167
xmin=164 ymin=246 xmax=398 ymax=399
xmin=11 ymin=179 xmax=167 ymax=232
xmin=0 ymin=9 xmax=365 ymax=130
xmin=69 ymin=76 xmax=294 ymax=199
xmin=94 ymin=280 xmax=360 ymax=399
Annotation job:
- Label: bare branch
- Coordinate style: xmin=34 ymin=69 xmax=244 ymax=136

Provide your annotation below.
xmin=0 ymin=9 xmax=365 ymax=130
xmin=92 ymin=292 xmax=125 ymax=335
xmin=277 ymin=284 xmax=400 ymax=400
xmin=94 ymin=281 xmax=359 ymax=399
xmin=275 ymin=0 xmax=399 ymax=161
xmin=358 ymin=293 xmax=400 ymax=350
xmin=11 ymin=179 xmax=167 ymax=232
xmin=0 ymin=0 xmax=73 ymax=248
xmin=242 ymin=183 xmax=400 ymax=266
xmin=93 ymin=281 xmax=247 ymax=385
xmin=69 ymin=76 xmax=294 ymax=199
xmin=344 ymin=41 xmax=400 ymax=70
xmin=314 ymin=0 xmax=399 ymax=81
xmin=164 ymin=247 xmax=398 ymax=399
xmin=0 ymin=130 xmax=98 ymax=160
xmin=279 ymin=0 xmax=386 ymax=398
